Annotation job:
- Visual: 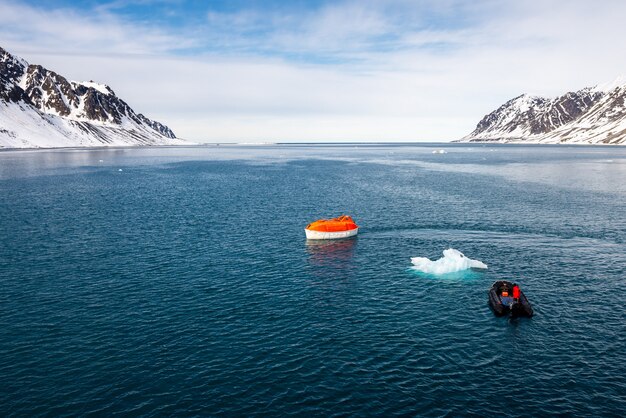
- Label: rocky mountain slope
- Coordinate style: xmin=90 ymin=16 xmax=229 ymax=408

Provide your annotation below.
xmin=462 ymin=80 xmax=626 ymax=144
xmin=0 ymin=46 xmax=186 ymax=148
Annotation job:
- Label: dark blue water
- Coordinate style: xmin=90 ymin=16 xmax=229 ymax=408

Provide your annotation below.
xmin=1 ymin=144 xmax=625 ymax=417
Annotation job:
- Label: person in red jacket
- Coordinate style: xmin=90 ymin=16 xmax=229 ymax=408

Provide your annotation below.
xmin=513 ymin=284 xmax=520 ymax=300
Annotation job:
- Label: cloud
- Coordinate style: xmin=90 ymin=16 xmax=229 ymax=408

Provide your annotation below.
xmin=2 ymin=0 xmax=626 ymax=142
xmin=199 ymin=1 xmax=483 ymax=60
xmin=0 ymin=0 xmax=192 ymax=55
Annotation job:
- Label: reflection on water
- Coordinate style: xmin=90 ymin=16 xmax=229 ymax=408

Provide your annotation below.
xmin=408 ymin=268 xmax=486 ymax=282
xmin=305 ymin=238 xmax=358 ymax=278
xmin=2 ymin=145 xmax=626 ymax=195
xmin=0 ymin=148 xmax=132 ymax=179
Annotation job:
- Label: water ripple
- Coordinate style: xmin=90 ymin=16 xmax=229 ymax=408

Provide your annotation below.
xmin=1 ymin=146 xmax=625 ymax=416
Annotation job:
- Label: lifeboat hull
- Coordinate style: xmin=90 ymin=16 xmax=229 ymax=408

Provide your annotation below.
xmin=305 ymin=227 xmax=358 ymax=240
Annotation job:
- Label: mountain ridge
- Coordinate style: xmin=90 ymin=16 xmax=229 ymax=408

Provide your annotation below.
xmin=462 ymin=80 xmax=626 ymax=144
xmin=0 ymin=46 xmax=185 ymax=149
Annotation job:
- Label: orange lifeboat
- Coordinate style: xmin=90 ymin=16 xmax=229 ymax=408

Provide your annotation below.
xmin=305 ymin=215 xmax=359 ymax=240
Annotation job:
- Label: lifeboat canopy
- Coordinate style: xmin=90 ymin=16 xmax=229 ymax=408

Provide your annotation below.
xmin=305 ymin=215 xmax=359 ymax=240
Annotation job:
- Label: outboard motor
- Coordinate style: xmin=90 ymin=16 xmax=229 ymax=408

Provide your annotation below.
xmin=510 ymin=301 xmax=524 ymax=318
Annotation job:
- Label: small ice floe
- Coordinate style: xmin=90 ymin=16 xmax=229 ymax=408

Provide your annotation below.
xmin=432 ymin=149 xmax=447 ymax=154
xmin=99 ymin=159 xmax=104 ymax=163
xmin=118 ymin=169 xmax=123 ymax=172
xmin=411 ymin=248 xmax=487 ymax=274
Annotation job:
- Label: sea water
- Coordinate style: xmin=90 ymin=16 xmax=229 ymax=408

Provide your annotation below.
xmin=1 ymin=144 xmax=625 ymax=416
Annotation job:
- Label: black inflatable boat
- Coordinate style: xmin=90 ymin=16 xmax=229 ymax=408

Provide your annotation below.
xmin=488 ymin=280 xmax=533 ymax=318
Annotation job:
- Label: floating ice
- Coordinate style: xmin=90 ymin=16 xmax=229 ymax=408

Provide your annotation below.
xmin=411 ymin=248 xmax=487 ymax=274
xmin=432 ymin=149 xmax=447 ymax=154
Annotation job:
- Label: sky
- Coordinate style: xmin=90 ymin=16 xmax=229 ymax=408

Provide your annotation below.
xmin=2 ymin=0 xmax=626 ymax=142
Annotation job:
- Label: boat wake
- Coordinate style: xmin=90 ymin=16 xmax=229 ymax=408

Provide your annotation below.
xmin=410 ymin=248 xmax=487 ymax=274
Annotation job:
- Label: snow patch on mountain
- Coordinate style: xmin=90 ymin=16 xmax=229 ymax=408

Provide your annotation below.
xmin=78 ymin=81 xmax=114 ymax=96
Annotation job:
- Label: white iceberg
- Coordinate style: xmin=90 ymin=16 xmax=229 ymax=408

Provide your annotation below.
xmin=411 ymin=248 xmax=487 ymax=274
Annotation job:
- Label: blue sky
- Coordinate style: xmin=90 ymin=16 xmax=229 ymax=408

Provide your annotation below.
xmin=13 ymin=0 xmax=483 ymax=59
xmin=2 ymin=0 xmax=626 ymax=142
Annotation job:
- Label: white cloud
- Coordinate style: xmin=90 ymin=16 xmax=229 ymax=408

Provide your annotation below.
xmin=0 ymin=0 xmax=192 ymax=55
xmin=2 ymin=0 xmax=626 ymax=142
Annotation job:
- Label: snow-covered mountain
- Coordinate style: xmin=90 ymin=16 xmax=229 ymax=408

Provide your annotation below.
xmin=462 ymin=79 xmax=626 ymax=144
xmin=0 ymin=46 xmax=187 ymax=148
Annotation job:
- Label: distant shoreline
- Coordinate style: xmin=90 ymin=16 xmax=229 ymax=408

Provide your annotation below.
xmin=1 ymin=141 xmax=624 ymax=152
